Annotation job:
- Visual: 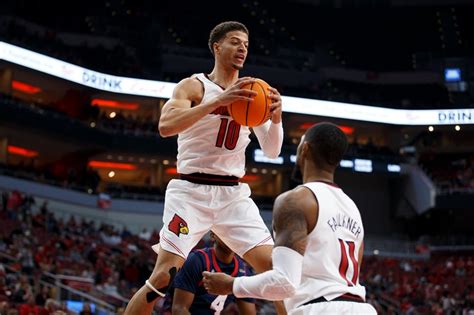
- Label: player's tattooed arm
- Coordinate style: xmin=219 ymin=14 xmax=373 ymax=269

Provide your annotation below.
xmin=204 ymin=186 xmax=317 ymax=301
xmin=272 ymin=186 xmax=317 ymax=255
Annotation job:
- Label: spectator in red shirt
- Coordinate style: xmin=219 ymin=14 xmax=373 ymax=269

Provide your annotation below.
xmin=19 ymin=296 xmax=41 ymax=315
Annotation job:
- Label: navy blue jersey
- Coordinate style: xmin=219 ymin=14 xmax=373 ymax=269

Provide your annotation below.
xmin=161 ymin=247 xmax=254 ymax=315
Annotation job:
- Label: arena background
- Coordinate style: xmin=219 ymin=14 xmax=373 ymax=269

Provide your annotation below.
xmin=0 ymin=0 xmax=473 ymax=314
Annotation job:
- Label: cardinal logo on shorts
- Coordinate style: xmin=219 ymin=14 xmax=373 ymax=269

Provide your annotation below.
xmin=168 ymin=214 xmax=189 ymax=237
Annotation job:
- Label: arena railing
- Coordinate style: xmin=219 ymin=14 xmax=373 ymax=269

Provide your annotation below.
xmin=40 ymin=272 xmax=123 ymax=315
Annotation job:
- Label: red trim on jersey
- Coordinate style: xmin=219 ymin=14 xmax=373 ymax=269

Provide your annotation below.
xmin=338 ymin=239 xmax=351 ymax=286
xmin=197 ymin=249 xmax=211 ymax=271
xmin=204 ymin=73 xmax=225 ymax=90
xmin=210 ymin=248 xmax=239 ymax=276
xmin=196 ymin=249 xmax=211 ymax=287
xmin=197 ymin=249 xmax=211 ymax=287
xmin=210 ymin=248 xmax=222 ymax=272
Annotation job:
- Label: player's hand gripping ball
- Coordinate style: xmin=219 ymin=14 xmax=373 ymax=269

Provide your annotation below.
xmin=229 ymin=78 xmax=271 ymax=127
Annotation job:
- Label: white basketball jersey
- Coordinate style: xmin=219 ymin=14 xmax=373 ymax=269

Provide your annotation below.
xmin=285 ymin=181 xmax=366 ymax=311
xmin=176 ymin=73 xmax=251 ymax=178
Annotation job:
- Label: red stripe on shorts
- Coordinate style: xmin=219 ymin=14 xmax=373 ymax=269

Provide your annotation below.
xmin=162 ymin=235 xmax=185 ymax=257
xmin=255 ymin=235 xmax=273 ymax=247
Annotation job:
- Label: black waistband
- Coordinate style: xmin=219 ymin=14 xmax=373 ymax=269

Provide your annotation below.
xmin=301 ymin=293 xmax=365 ymax=307
xmin=179 ymin=173 xmax=239 ymax=186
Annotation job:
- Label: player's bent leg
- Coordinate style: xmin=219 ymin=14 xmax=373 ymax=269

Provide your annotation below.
xmin=124 ymin=248 xmax=185 ymax=315
xmin=243 ymin=245 xmax=288 ymax=315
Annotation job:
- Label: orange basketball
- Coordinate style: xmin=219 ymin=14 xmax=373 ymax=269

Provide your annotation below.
xmin=229 ymin=78 xmax=271 ymax=127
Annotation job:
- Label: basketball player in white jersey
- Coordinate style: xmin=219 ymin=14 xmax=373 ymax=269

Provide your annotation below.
xmin=125 ymin=21 xmax=285 ymax=315
xmin=203 ymin=123 xmax=377 ymax=314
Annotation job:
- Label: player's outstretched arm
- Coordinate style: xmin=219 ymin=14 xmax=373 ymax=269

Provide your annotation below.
xmin=203 ymin=187 xmax=317 ymax=300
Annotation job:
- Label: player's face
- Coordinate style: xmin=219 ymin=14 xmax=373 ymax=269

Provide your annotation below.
xmin=216 ymin=31 xmax=249 ymax=70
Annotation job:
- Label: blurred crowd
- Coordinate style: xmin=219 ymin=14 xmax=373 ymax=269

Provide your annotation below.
xmin=363 ymin=255 xmax=474 ymax=314
xmin=1 ymin=189 xmax=473 ymax=314
xmin=1 ymin=189 xmax=160 ymax=314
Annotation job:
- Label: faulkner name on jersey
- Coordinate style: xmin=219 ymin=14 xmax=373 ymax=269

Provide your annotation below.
xmin=327 ymin=213 xmax=361 ymax=238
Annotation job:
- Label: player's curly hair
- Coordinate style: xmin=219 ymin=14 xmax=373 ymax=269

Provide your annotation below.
xmin=305 ymin=122 xmax=348 ymax=169
xmin=208 ymin=21 xmax=249 ymax=55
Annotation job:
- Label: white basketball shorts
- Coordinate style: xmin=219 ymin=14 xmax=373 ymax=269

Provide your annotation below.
xmin=153 ymin=179 xmax=273 ymax=258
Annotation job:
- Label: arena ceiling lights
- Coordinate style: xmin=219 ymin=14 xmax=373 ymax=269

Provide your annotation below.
xmin=1 ymin=41 xmax=472 ymax=126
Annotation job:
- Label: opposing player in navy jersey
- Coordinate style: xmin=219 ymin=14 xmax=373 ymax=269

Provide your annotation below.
xmin=125 ymin=20 xmax=285 ymax=315
xmin=204 ymin=123 xmax=377 ymax=314
xmin=160 ymin=232 xmax=256 ymax=315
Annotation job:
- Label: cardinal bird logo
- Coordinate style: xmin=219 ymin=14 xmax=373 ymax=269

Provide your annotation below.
xmin=168 ymin=214 xmax=189 ymax=237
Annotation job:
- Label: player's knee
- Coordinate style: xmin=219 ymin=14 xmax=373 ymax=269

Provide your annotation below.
xmin=149 ymin=271 xmax=170 ymax=288
xmin=149 ymin=266 xmax=178 ymax=288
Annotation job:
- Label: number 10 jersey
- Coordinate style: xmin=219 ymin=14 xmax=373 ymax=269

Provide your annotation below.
xmin=176 ymin=73 xmax=251 ymax=178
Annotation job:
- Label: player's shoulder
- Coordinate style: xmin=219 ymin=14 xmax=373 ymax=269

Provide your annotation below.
xmin=275 ymin=185 xmax=316 ymax=206
xmin=193 ymin=247 xmax=214 ymax=263
xmin=274 ymin=185 xmax=318 ymax=221
xmin=173 ymin=76 xmax=203 ymax=101
xmin=189 ymin=247 xmax=209 ymax=259
xmin=176 ymin=76 xmax=202 ymax=91
xmin=183 ymin=249 xmax=204 ymax=265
